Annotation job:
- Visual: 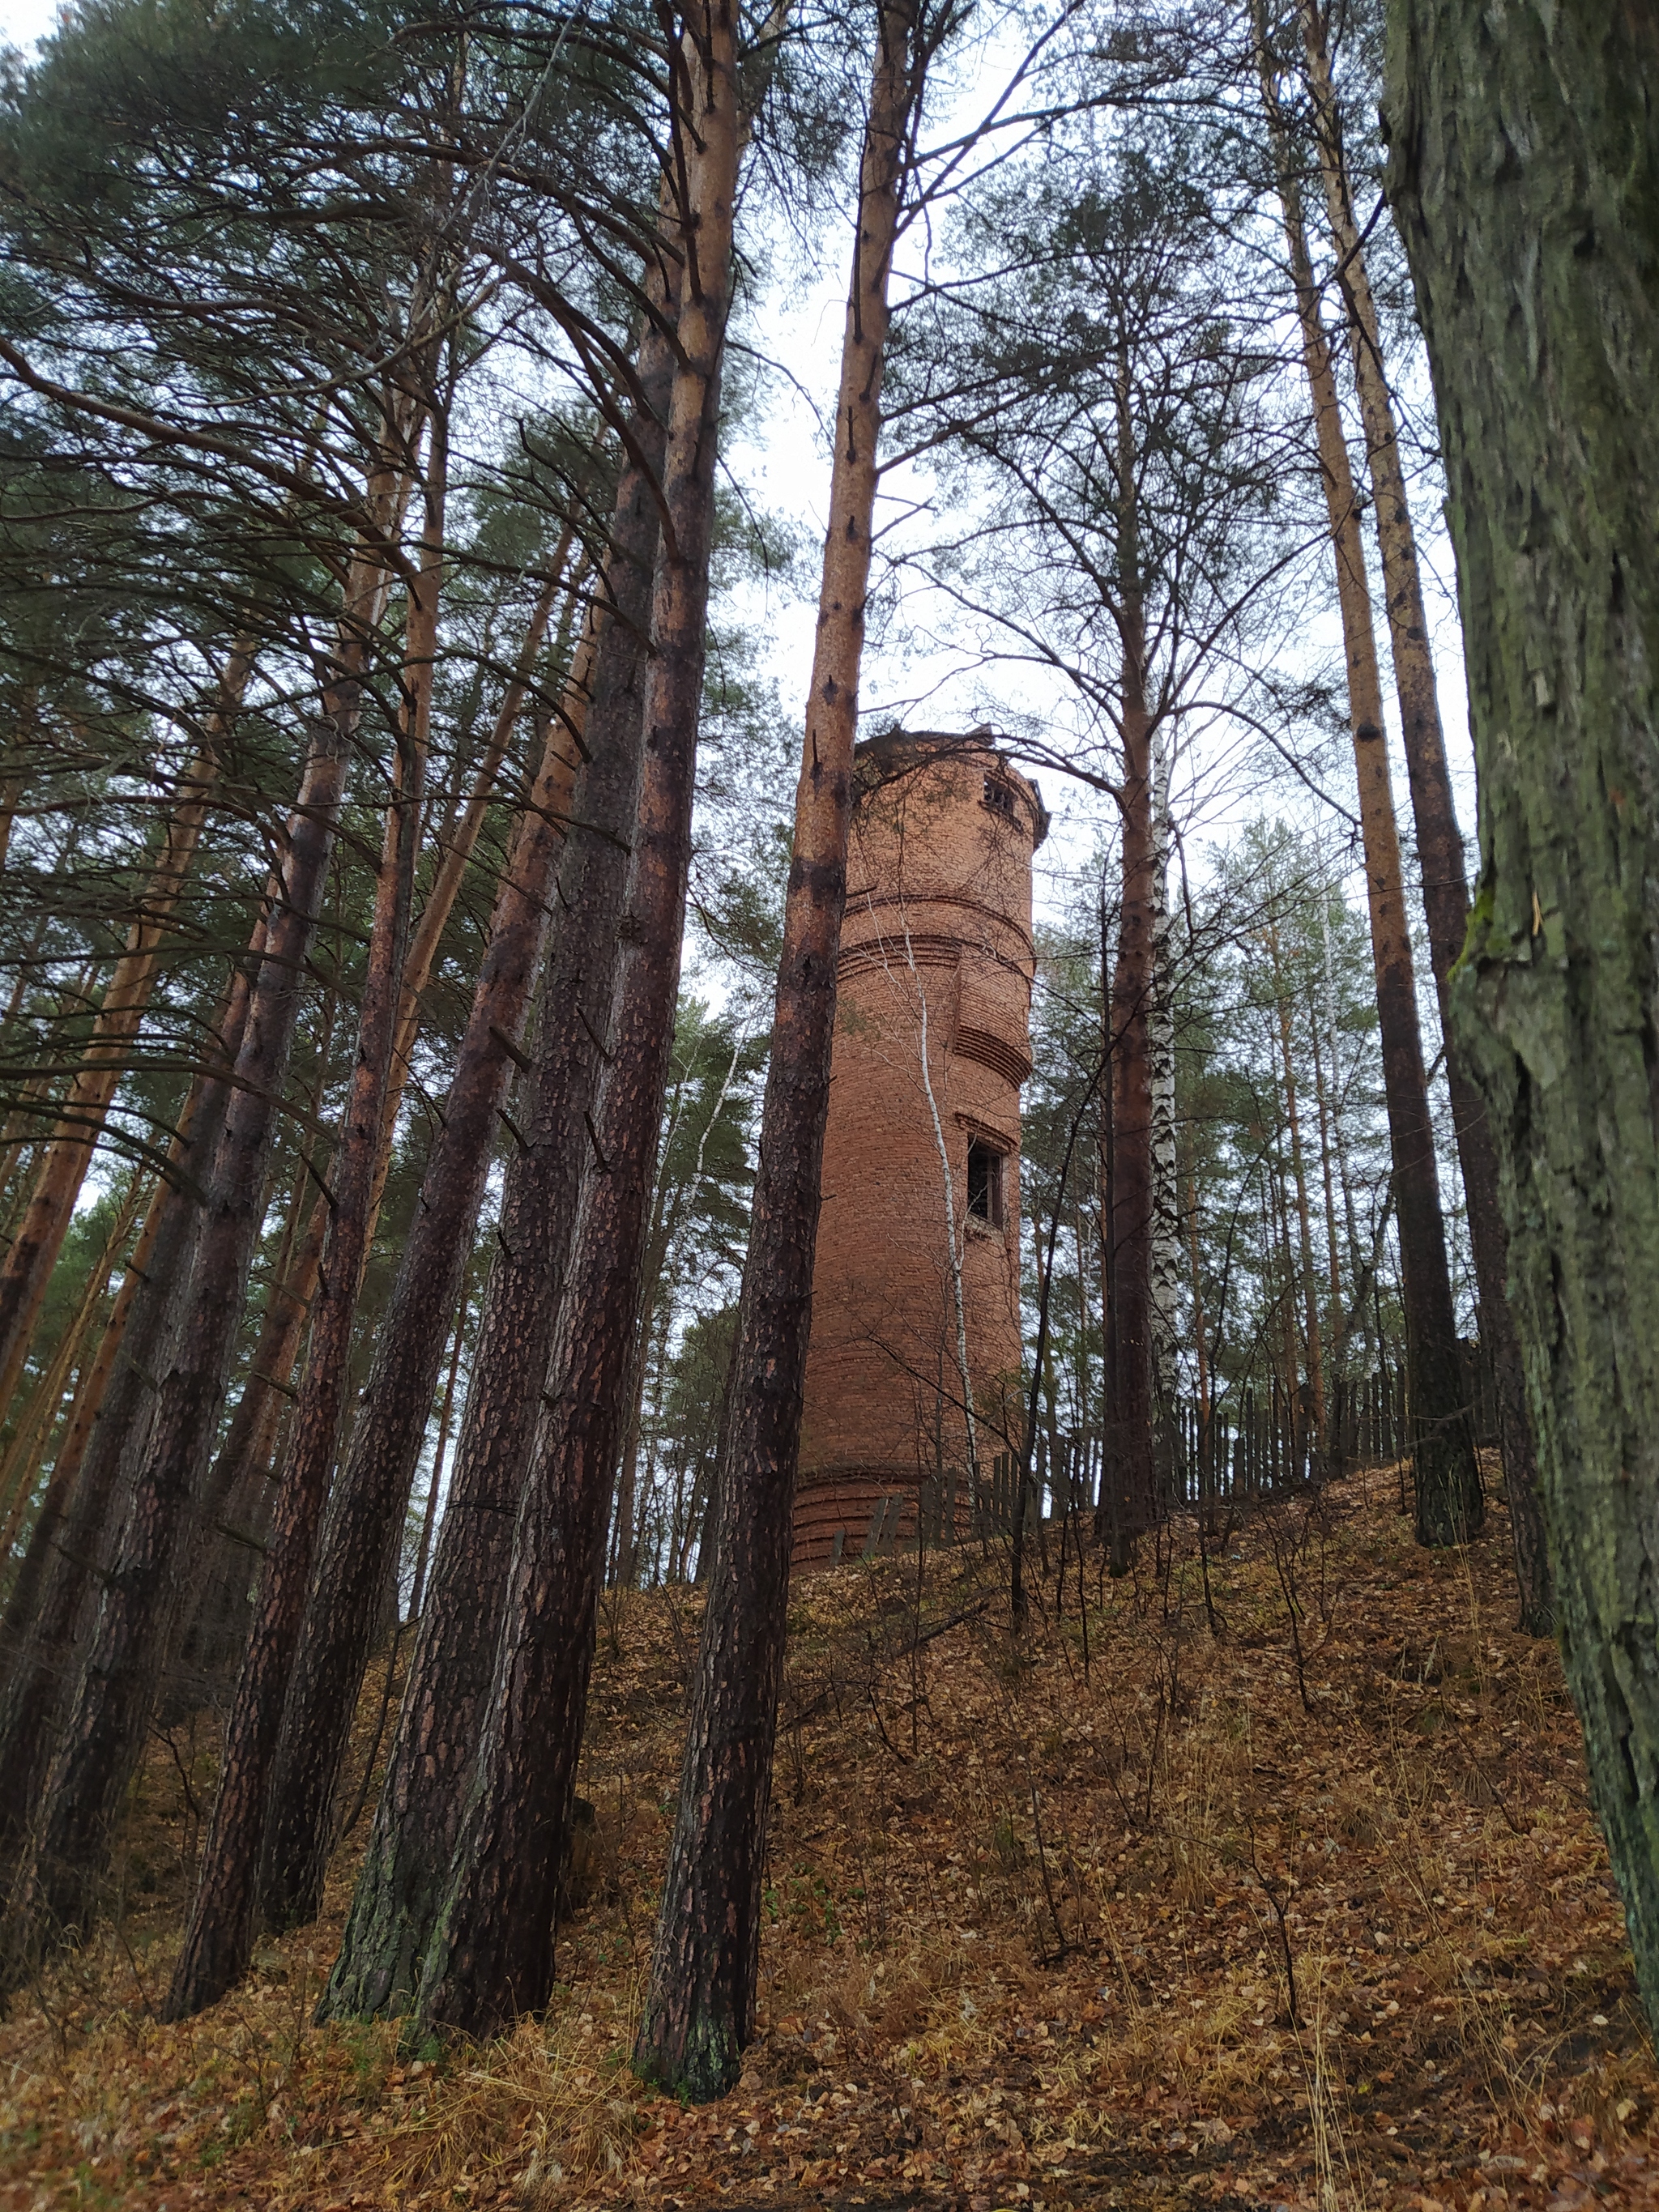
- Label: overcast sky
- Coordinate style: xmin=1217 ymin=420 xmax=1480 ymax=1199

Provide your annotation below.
xmin=0 ymin=0 xmax=1479 ymax=945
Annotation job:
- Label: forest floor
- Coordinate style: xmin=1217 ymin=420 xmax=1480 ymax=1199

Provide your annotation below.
xmin=3 ymin=1460 xmax=1657 ymax=2211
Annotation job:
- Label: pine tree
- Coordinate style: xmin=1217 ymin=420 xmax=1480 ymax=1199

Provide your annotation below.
xmin=1384 ymin=0 xmax=1659 ymax=2028
xmin=634 ymin=0 xmax=926 ymax=2099
xmin=1256 ymin=17 xmax=1481 ymax=1546
xmin=409 ymin=0 xmax=743 ymax=2040
xmin=1292 ymin=0 xmax=1548 ymax=1624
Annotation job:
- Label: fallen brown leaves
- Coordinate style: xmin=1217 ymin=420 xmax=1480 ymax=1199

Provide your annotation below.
xmin=3 ymin=1464 xmax=1657 ymax=2212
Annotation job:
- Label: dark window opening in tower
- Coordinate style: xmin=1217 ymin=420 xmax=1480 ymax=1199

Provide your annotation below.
xmin=967 ymin=1137 xmax=1003 ymax=1226
xmin=984 ymin=775 xmax=1017 ymax=821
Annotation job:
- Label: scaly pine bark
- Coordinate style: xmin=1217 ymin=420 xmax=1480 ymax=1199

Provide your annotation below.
xmin=315 ymin=306 xmax=675 ymax=2018
xmin=1299 ymin=0 xmax=1549 ymax=1626
xmin=1384 ymin=0 xmax=1659 ymax=2023
xmin=163 ymin=416 xmax=441 ymax=2020
xmin=1257 ymin=24 xmax=1481 ymax=1545
xmin=633 ymin=0 xmax=920 ymax=2100
xmin=412 ymin=2 xmax=740 ymax=2041
xmin=254 ymin=562 xmax=593 ymax=1939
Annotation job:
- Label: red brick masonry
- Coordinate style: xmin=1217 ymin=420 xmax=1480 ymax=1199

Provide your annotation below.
xmin=792 ymin=731 xmax=1047 ymax=1571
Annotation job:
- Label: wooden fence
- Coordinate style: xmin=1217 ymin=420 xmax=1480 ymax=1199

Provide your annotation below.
xmin=845 ymin=1340 xmax=1500 ymax=1559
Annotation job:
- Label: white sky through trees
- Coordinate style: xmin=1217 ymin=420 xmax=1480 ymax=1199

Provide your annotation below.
xmin=0 ymin=0 xmax=53 ymax=47
xmin=0 ymin=0 xmax=1479 ymax=986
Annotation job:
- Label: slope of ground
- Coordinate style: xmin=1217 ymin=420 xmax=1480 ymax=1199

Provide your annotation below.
xmin=2 ymin=1463 xmax=1657 ymax=2210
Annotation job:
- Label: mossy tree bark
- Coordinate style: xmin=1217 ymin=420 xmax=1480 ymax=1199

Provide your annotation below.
xmin=633 ymin=0 xmax=920 ymax=2101
xmin=412 ymin=4 xmax=740 ymax=2042
xmin=1299 ymin=0 xmax=1550 ymax=1627
xmin=1383 ymin=0 xmax=1659 ymax=2021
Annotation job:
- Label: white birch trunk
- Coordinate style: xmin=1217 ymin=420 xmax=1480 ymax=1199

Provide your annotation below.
xmin=1147 ymin=734 xmax=1180 ymax=1420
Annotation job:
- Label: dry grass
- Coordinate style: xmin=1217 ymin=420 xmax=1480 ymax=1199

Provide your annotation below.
xmin=5 ymin=1465 xmax=1659 ymax=2209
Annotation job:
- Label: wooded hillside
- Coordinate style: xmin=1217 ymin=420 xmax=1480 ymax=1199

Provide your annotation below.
xmin=5 ymin=1474 xmax=1657 ymax=2207
xmin=2 ymin=0 xmax=1657 ymax=2199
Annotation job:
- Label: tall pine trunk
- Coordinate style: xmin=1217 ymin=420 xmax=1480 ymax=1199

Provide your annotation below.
xmin=1384 ymin=0 xmax=1659 ymax=2025
xmin=1308 ymin=979 xmax=1347 ymax=1473
xmin=0 ymin=1168 xmax=172 ymax=1686
xmin=2 ymin=445 xmax=403 ymax=1966
xmin=315 ymin=372 xmax=670 ymax=2022
xmin=0 ymin=964 xmax=254 ymax=1864
xmin=0 ymin=1169 xmax=145 ymax=1559
xmin=255 ymin=522 xmax=606 ymax=1941
xmin=164 ymin=974 xmax=342 ymax=1707
xmin=1100 ymin=563 xmax=1156 ymax=1570
xmin=0 ymin=647 xmax=248 ymax=1417
xmin=162 ymin=416 xmax=443 ymax=2018
xmin=633 ymin=0 xmax=916 ymax=2100
xmin=1297 ymin=0 xmax=1548 ymax=1624
xmin=1270 ymin=923 xmax=1325 ymax=1464
xmin=411 ymin=7 xmax=740 ymax=2041
xmin=170 ymin=1181 xmax=331 ymax=1705
xmin=1259 ymin=49 xmax=1481 ymax=1545
xmin=1147 ymin=738 xmax=1180 ymax=1460
xmin=360 ymin=545 xmax=577 ymax=1243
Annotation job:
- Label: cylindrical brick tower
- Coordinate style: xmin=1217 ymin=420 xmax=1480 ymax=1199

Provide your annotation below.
xmin=791 ymin=729 xmax=1047 ymax=1571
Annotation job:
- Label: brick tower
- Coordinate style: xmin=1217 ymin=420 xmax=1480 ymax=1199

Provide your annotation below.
xmin=791 ymin=729 xmax=1047 ymax=1571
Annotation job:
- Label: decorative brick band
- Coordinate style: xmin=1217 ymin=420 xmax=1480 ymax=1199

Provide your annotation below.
xmin=837 ymin=934 xmax=961 ymax=982
xmin=844 ymin=889 xmax=1036 ymax=963
xmin=955 ymin=1024 xmax=1032 ymax=1087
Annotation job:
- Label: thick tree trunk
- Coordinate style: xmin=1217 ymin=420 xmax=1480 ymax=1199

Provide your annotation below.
xmin=1299 ymin=0 xmax=1548 ymax=1626
xmin=258 ymin=532 xmax=603 ymax=1944
xmin=163 ymin=430 xmax=441 ymax=2019
xmin=412 ymin=11 xmax=739 ymax=2042
xmin=2 ymin=459 xmax=396 ymax=1965
xmin=1383 ymin=0 xmax=1659 ymax=2023
xmin=316 ymin=257 xmax=678 ymax=2029
xmin=1260 ymin=73 xmax=1481 ymax=1545
xmin=633 ymin=0 xmax=912 ymax=2100
xmin=169 ymin=1185 xmax=329 ymax=1707
xmin=166 ymin=997 xmax=340 ymax=1709
xmin=0 ymin=647 xmax=248 ymax=1417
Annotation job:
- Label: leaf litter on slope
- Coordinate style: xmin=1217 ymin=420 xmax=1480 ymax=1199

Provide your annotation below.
xmin=2 ymin=1464 xmax=1657 ymax=2210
